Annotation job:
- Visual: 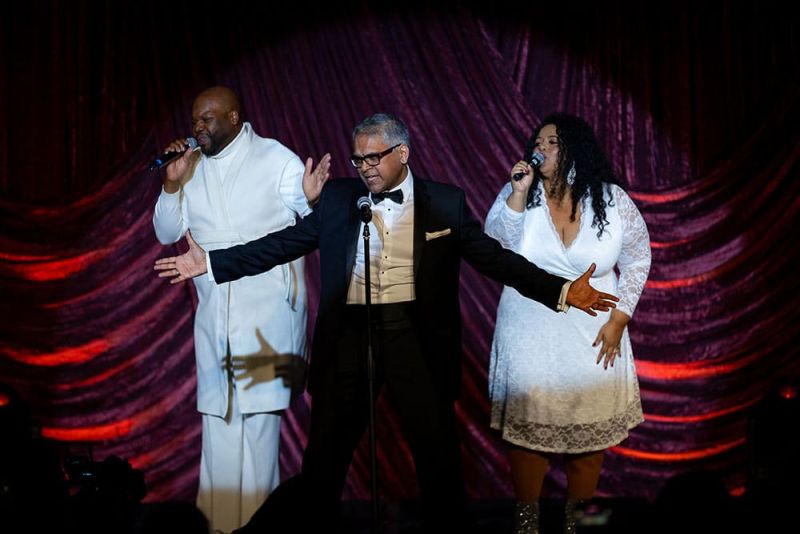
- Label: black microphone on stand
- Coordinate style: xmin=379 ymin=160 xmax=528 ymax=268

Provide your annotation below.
xmin=512 ymin=152 xmax=546 ymax=181
xmin=356 ymin=193 xmax=379 ymax=532
xmin=357 ymin=196 xmax=373 ymax=223
xmin=148 ymin=137 xmax=199 ymax=171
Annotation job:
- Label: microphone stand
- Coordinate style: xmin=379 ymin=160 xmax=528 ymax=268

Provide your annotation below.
xmin=361 ymin=214 xmax=380 ymax=534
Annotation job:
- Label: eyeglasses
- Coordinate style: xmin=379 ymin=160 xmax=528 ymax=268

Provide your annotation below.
xmin=350 ymin=144 xmax=401 ymax=168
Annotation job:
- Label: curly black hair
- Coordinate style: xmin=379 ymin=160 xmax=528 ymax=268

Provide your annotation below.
xmin=523 ymin=113 xmax=621 ymax=237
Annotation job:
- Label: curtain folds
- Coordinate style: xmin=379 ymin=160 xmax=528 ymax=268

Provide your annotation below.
xmin=1 ymin=1 xmax=797 ymax=501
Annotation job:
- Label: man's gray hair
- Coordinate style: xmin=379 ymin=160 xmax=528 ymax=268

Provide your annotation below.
xmin=352 ymin=113 xmax=411 ymax=148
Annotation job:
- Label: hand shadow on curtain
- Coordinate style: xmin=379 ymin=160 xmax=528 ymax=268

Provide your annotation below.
xmin=227 ymin=329 xmax=307 ymax=398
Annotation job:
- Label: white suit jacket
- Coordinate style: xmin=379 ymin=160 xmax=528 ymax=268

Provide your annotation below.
xmin=153 ymin=123 xmax=308 ymax=416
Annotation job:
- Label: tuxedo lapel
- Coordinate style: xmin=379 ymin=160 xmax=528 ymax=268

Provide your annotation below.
xmin=413 ymin=180 xmax=429 ymax=281
xmin=344 ymin=185 xmax=367 ymax=287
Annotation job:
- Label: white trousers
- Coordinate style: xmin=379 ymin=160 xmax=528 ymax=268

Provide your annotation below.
xmin=196 ymin=387 xmax=281 ymax=533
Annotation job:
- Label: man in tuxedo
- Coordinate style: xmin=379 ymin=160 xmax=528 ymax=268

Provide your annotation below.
xmin=155 ymin=113 xmax=617 ymax=532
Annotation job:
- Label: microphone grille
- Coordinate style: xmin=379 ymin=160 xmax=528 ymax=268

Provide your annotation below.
xmin=530 ymin=152 xmax=545 ymax=166
xmin=186 ymin=137 xmax=199 ymax=149
xmin=357 ymin=196 xmax=372 ymax=209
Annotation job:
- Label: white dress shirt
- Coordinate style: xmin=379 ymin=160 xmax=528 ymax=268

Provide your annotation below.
xmin=346 ymin=170 xmax=416 ymax=304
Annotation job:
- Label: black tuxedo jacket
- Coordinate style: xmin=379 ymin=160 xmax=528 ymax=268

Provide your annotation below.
xmin=210 ymin=177 xmax=567 ymax=399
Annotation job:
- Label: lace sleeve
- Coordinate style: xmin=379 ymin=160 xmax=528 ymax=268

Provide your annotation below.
xmin=612 ymin=185 xmax=651 ymax=318
xmin=484 ymin=182 xmax=525 ymax=250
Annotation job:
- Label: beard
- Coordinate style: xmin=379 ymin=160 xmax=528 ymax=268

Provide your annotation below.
xmin=199 ymin=130 xmax=229 ymax=156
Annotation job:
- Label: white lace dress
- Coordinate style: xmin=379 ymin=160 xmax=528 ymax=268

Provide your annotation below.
xmin=486 ymin=182 xmax=650 ymax=453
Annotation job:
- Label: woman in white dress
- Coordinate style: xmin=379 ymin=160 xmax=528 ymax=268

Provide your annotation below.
xmin=485 ymin=113 xmax=651 ymax=534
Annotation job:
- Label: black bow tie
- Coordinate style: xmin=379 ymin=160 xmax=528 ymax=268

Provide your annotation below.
xmin=372 ymin=189 xmax=404 ymax=204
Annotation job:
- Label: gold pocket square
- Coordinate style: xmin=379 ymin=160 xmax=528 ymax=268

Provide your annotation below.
xmin=425 ymin=228 xmax=452 ymax=241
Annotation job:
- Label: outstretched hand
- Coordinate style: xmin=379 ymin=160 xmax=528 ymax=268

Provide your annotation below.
xmin=302 ymin=153 xmax=332 ymax=206
xmin=153 ymin=230 xmax=208 ymax=284
xmin=566 ymin=263 xmax=619 ymax=316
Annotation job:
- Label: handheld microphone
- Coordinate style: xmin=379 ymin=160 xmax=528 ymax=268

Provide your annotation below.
xmin=357 ymin=196 xmax=373 ymax=223
xmin=149 ymin=137 xmax=199 ymax=171
xmin=512 ymin=152 xmax=545 ymax=181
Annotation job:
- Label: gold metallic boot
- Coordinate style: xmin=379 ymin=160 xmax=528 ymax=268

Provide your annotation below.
xmin=563 ymin=499 xmax=587 ymax=534
xmin=512 ymin=501 xmax=540 ymax=534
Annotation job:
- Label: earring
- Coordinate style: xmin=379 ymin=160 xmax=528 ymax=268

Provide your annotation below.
xmin=566 ymin=162 xmax=576 ymax=186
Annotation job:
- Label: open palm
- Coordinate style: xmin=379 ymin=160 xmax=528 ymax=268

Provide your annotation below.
xmin=153 ymin=230 xmax=208 ymax=283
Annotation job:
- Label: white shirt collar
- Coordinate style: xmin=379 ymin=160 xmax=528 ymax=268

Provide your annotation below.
xmin=208 ymin=122 xmax=250 ymax=160
xmin=381 ymin=167 xmax=414 ymax=203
